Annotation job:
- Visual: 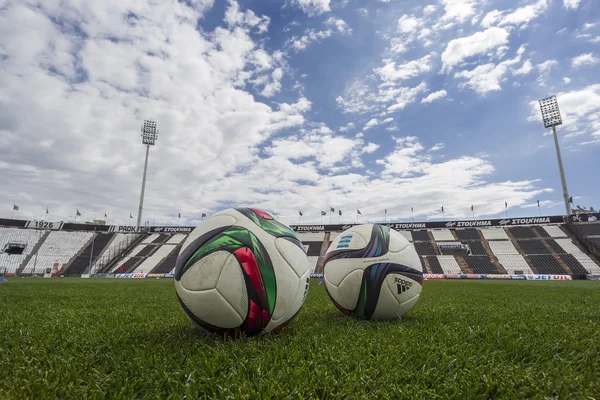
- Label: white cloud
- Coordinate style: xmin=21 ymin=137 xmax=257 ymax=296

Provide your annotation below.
xmin=339 ymin=122 xmax=355 ymax=132
xmin=498 ymin=0 xmax=548 ymax=28
xmin=362 ymin=142 xmax=380 ymax=153
xmin=563 ymin=77 xmax=571 ymax=84
xmin=375 ymin=54 xmax=433 ymax=82
xmin=537 ymin=59 xmax=558 ymax=73
xmin=225 ymin=1 xmax=270 ymax=33
xmin=512 ymin=60 xmax=533 ymax=75
xmin=572 ymin=53 xmax=600 ymax=68
xmin=291 ymin=0 xmax=331 ymax=16
xmin=421 ymin=90 xmax=448 ymax=103
xmin=441 ymin=27 xmax=510 ymax=70
xmin=288 ymin=29 xmax=332 ymax=51
xmin=429 ymin=143 xmax=445 ymax=151
xmin=563 ymin=0 xmax=581 ymax=10
xmin=583 ymin=23 xmax=596 ymax=30
xmin=382 ymin=117 xmax=394 ymax=124
xmin=397 ymin=15 xmax=421 ymax=34
xmin=386 ymin=83 xmax=429 ymax=113
xmin=592 ymin=36 xmax=600 ymax=44
xmin=325 ymin=17 xmax=352 ymax=35
xmin=363 ymin=118 xmax=379 ymax=130
xmin=481 ymin=10 xmax=504 ymax=28
xmin=423 ymin=5 xmax=437 ymax=15
xmin=439 ymin=0 xmax=478 ymax=26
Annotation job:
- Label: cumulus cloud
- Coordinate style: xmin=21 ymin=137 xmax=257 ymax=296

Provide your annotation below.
xmin=325 ymin=17 xmax=352 ymax=34
xmin=291 ymin=0 xmax=331 ymax=16
xmin=563 ymin=0 xmax=581 ymax=10
xmin=288 ymin=29 xmax=332 ymax=51
xmin=421 ymin=90 xmax=448 ymax=103
xmin=363 ymin=118 xmax=379 ymax=130
xmin=375 ymin=54 xmax=433 ymax=83
xmin=572 ymin=53 xmax=600 ymax=68
xmin=441 ymin=27 xmax=510 ymax=70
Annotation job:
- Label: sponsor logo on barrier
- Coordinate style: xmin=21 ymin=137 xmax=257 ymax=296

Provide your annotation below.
xmin=292 ymin=225 xmax=326 ymax=232
xmin=116 ymin=273 xmax=147 ymax=278
xmin=465 ymin=274 xmax=482 ymax=279
xmin=440 ymin=244 xmax=464 ymax=250
xmin=423 ymin=274 xmax=445 ymax=280
xmin=553 ymin=275 xmax=572 ymax=280
xmin=342 ymin=225 xmax=353 ymax=230
xmin=445 ymin=274 xmax=461 ymax=279
xmin=447 ymin=221 xmax=492 ymax=228
xmin=164 ymin=273 xmax=174 ymax=278
xmin=510 ymin=275 xmax=527 ymax=280
xmin=153 ymin=227 xmax=193 ymax=233
xmin=387 ymin=223 xmax=426 ymax=229
xmin=146 ymin=273 xmax=166 ymax=278
xmin=310 ymin=273 xmax=324 ymax=278
xmin=526 ymin=274 xmax=552 ymax=280
xmin=500 ymin=217 xmax=552 ymax=226
xmin=485 ymin=274 xmax=512 ymax=280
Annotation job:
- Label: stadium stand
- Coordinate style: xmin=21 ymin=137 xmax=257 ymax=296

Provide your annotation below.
xmin=307 ymin=256 xmax=319 ymax=273
xmin=396 ymin=230 xmax=413 ymax=242
xmin=496 ymin=255 xmax=533 ymax=274
xmin=63 ymin=233 xmax=114 ymax=276
xmin=509 ymin=226 xmax=538 ymax=239
xmin=413 ymin=241 xmax=438 ymax=256
xmin=431 ymin=229 xmax=455 ymax=241
xmin=133 ymin=244 xmax=178 ymax=273
xmin=166 ymin=234 xmax=187 ymax=244
xmin=151 ymin=244 xmax=182 ymax=274
xmin=22 ymin=231 xmax=93 ymax=275
xmin=488 ymin=240 xmax=519 ymax=255
xmin=92 ymin=234 xmax=138 ymax=274
xmin=480 ymin=227 xmax=509 ymax=241
xmin=554 ymin=238 xmax=584 ymax=254
xmin=112 ymin=244 xmax=155 ymax=273
xmin=570 ymin=253 xmax=600 ymax=274
xmin=529 ymin=255 xmax=568 ymax=275
xmin=516 ymin=240 xmax=551 ymax=255
xmin=464 ymin=256 xmax=499 ymax=274
xmin=297 ymin=232 xmax=325 ymax=242
xmin=560 ymin=254 xmax=590 ymax=275
xmin=141 ymin=234 xmax=161 ymax=244
xmin=411 ymin=230 xmax=430 ymax=241
xmin=455 ymin=229 xmax=480 ymax=241
xmin=532 ymin=226 xmax=550 ymax=238
xmin=437 ymin=255 xmax=462 ymax=274
xmin=571 ymin=223 xmax=600 ymax=237
xmin=541 ymin=225 xmax=568 ymax=238
xmin=303 ymin=242 xmax=325 ymax=257
xmin=424 ymin=256 xmax=444 ymax=274
xmin=0 ymin=228 xmax=47 ymax=275
xmin=462 ymin=241 xmax=487 ymax=256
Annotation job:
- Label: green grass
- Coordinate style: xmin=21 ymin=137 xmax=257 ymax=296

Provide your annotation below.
xmin=1 ymin=279 xmax=600 ymax=399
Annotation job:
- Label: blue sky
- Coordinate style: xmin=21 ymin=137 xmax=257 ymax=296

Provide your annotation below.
xmin=0 ymin=0 xmax=598 ymax=225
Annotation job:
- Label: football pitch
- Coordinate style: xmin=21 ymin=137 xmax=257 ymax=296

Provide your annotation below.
xmin=1 ymin=279 xmax=599 ymax=399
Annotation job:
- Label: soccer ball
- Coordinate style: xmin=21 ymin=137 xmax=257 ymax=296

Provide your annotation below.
xmin=174 ymin=208 xmax=310 ymax=337
xmin=323 ymin=224 xmax=423 ymax=320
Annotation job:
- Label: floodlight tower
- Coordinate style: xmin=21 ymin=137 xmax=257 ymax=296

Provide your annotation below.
xmin=538 ymin=95 xmax=571 ymax=216
xmin=137 ymin=120 xmax=159 ymax=228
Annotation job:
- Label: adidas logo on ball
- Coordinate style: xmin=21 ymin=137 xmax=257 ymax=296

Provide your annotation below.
xmin=394 ymin=277 xmax=413 ymax=294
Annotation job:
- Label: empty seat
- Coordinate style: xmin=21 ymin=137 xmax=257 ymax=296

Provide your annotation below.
xmin=303 ymin=242 xmax=323 ymax=257
xmin=437 ymin=256 xmax=462 ymax=274
xmin=554 ymin=239 xmax=583 ymax=254
xmin=542 ymin=225 xmax=568 ymax=238
xmin=462 ymin=241 xmax=487 ymax=256
xmin=296 ymin=232 xmax=325 ymax=242
xmin=431 ymin=229 xmax=455 ymax=241
xmin=455 ymin=229 xmax=480 ymax=241
xmin=496 ymin=255 xmax=533 ymax=274
xmin=571 ymin=253 xmax=600 ymax=274
xmin=481 ymin=228 xmax=509 ymax=240
xmin=22 ymin=231 xmax=93 ymax=274
xmin=560 ymin=254 xmax=590 ymax=275
xmin=572 ymin=223 xmax=600 ymax=237
xmin=532 ymin=226 xmax=550 ymax=238
xmin=307 ymin=256 xmax=319 ymax=273
xmin=141 ymin=234 xmax=161 ymax=244
xmin=510 ymin=227 xmax=537 ymax=239
xmin=424 ymin=256 xmax=444 ymax=274
xmin=395 ymin=230 xmax=413 ymax=242
xmin=166 ymin=234 xmax=187 ymax=244
xmin=64 ymin=233 xmax=114 ymax=276
xmin=488 ymin=240 xmax=519 ymax=255
xmin=529 ymin=255 xmax=568 ymax=275
xmin=464 ymin=256 xmax=499 ymax=274
xmin=517 ymin=240 xmax=550 ymax=255
xmin=411 ymin=230 xmax=430 ymax=241
xmin=0 ymin=228 xmax=47 ymax=274
xmin=413 ymin=242 xmax=438 ymax=256
xmin=134 ymin=245 xmax=177 ymax=273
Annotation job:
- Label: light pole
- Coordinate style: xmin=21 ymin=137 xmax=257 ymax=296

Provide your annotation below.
xmin=137 ymin=120 xmax=159 ymax=228
xmin=538 ymin=95 xmax=571 ymax=216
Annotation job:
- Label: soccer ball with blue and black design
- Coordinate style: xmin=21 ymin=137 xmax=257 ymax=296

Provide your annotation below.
xmin=174 ymin=208 xmax=310 ymax=337
xmin=323 ymin=224 xmax=423 ymax=320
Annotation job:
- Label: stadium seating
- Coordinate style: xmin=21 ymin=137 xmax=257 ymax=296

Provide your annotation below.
xmin=437 ymin=255 xmax=462 ymax=274
xmin=397 ymin=230 xmax=413 ymax=242
xmin=0 ymin=228 xmax=47 ymax=275
xmin=304 ymin=242 xmax=324 ymax=257
xmin=455 ymin=229 xmax=480 ymax=241
xmin=541 ymin=225 xmax=568 ymax=238
xmin=296 ymin=232 xmax=325 ymax=242
xmin=151 ymin=245 xmax=182 ymax=274
xmin=571 ymin=223 xmax=600 ymax=237
xmin=560 ymin=254 xmax=590 ymax=275
xmin=462 ymin=241 xmax=487 ymax=256
xmin=166 ymin=234 xmax=187 ymax=244
xmin=424 ymin=256 xmax=444 ymax=274
xmin=91 ymin=233 xmax=136 ymax=273
xmin=64 ymin=233 xmax=114 ymax=276
xmin=431 ymin=229 xmax=455 ymax=241
xmin=496 ymin=255 xmax=533 ymax=274
xmin=516 ymin=240 xmax=551 ymax=255
xmin=571 ymin=253 xmax=600 ymax=274
xmin=411 ymin=230 xmax=430 ymax=241
xmin=22 ymin=231 xmax=93 ymax=274
xmin=307 ymin=256 xmax=319 ymax=273
xmin=112 ymin=244 xmax=152 ymax=273
xmin=488 ymin=240 xmax=519 ymax=255
xmin=464 ymin=256 xmax=499 ymax=274
xmin=133 ymin=244 xmax=178 ymax=273
xmin=554 ymin=238 xmax=584 ymax=254
xmin=529 ymin=255 xmax=568 ymax=275
xmin=413 ymin=241 xmax=438 ymax=256
xmin=509 ymin=226 xmax=537 ymax=239
xmin=481 ymin=228 xmax=509 ymax=240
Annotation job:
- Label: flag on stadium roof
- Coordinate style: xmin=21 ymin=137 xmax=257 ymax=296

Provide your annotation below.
xmin=321 ymin=211 xmax=326 ymax=216
xmin=76 ymin=209 xmax=81 ymax=216
xmin=338 ymin=210 xmax=342 ymax=216
xmin=384 ymin=209 xmax=387 ymax=214
xmin=505 ymin=202 xmax=508 ymax=208
xmin=357 ymin=209 xmax=362 ymax=215
xmin=129 ymin=213 xmax=133 ymax=219
xmin=330 ymin=207 xmax=335 ymax=212
xmin=201 ymin=213 xmax=206 ymax=218
xmin=46 ymin=207 xmax=49 ymax=214
xmin=178 ymin=213 xmax=181 ymax=218
xmin=104 ymin=211 xmax=107 ymax=218
xmin=299 ymin=211 xmax=303 ymax=216
xmin=13 ymin=205 xmax=18 ymax=211
xmin=471 ymin=204 xmax=474 ymax=211
xmin=441 ymin=206 xmax=444 ymax=213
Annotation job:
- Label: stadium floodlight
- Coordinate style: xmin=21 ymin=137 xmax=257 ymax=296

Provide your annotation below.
xmin=538 ymin=95 xmax=571 ymax=216
xmin=137 ymin=120 xmax=159 ymax=228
